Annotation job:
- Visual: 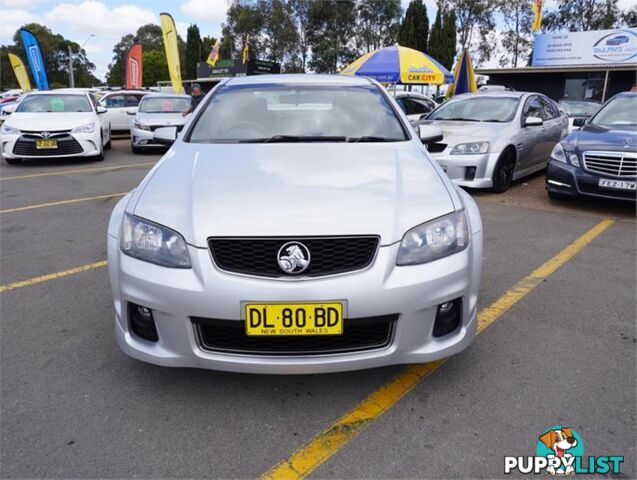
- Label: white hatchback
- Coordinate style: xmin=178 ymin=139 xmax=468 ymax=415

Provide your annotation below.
xmin=0 ymin=91 xmax=111 ymax=165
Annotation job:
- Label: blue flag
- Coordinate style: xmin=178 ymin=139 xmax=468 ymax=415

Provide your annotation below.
xmin=20 ymin=29 xmax=49 ymax=90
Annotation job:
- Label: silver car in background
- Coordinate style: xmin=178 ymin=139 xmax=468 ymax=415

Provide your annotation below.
xmin=107 ymin=74 xmax=482 ymax=374
xmin=130 ymin=94 xmax=189 ymax=153
xmin=422 ymin=92 xmax=568 ymax=192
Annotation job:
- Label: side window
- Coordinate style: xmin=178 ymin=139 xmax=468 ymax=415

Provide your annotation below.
xmin=104 ymin=95 xmax=125 ymax=108
xmin=523 ymin=96 xmax=542 ymax=119
xmin=413 ymin=98 xmax=434 ymax=114
xmin=542 ymin=97 xmax=559 ymax=119
xmin=125 ymin=95 xmax=141 ymax=107
xmin=395 ymin=98 xmax=408 ymax=114
xmin=400 ymin=98 xmax=427 ymax=115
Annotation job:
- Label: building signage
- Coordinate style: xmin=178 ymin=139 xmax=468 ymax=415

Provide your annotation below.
xmin=532 ymin=28 xmax=637 ymax=66
xmin=197 ymin=59 xmax=281 ymax=79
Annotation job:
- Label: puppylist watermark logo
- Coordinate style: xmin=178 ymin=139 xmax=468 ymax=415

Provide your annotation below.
xmin=504 ymin=426 xmax=624 ymax=475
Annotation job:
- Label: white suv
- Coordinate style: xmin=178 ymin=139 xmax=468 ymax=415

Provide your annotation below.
xmin=99 ymin=90 xmax=149 ymax=133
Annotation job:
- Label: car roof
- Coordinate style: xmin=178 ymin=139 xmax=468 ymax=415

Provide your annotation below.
xmin=394 ymin=91 xmax=431 ymax=98
xmin=449 ymin=91 xmax=530 ymax=100
xmin=225 ymin=74 xmax=372 ymax=87
xmin=141 ymin=93 xmax=189 ymax=99
xmin=23 ymin=90 xmax=89 ymax=96
xmin=611 ymin=91 xmax=637 ymax=99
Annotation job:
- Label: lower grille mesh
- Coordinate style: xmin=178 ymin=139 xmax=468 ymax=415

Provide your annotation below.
xmin=193 ymin=315 xmax=397 ymax=355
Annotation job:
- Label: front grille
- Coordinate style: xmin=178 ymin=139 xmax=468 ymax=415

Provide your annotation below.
xmin=148 ymin=124 xmax=184 ymax=132
xmin=13 ymin=134 xmax=83 ymax=156
xmin=192 ymin=315 xmax=397 ymax=355
xmin=209 ymin=236 xmax=379 ymax=278
xmin=582 ymin=151 xmax=637 ymax=178
xmin=426 ymin=142 xmax=447 ymax=153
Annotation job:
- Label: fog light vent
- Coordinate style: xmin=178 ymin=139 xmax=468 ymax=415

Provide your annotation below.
xmin=128 ymin=302 xmax=158 ymax=342
xmin=464 ymin=166 xmax=477 ymax=181
xmin=433 ymin=298 xmax=462 ymax=337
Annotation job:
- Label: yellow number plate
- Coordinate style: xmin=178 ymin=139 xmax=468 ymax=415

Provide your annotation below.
xmin=35 ymin=139 xmax=58 ymax=149
xmin=245 ymin=302 xmax=343 ymax=336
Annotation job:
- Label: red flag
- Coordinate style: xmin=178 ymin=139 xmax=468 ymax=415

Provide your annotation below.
xmin=125 ymin=43 xmax=143 ymax=89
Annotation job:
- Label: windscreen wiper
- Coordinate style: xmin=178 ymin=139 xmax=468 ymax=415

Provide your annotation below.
xmin=347 ymin=136 xmax=403 ymax=143
xmin=239 ymin=135 xmax=347 ymax=143
xmin=438 ymin=117 xmax=481 ymax=122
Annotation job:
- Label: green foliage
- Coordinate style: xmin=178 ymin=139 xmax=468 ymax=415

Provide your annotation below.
xmin=357 ymin=0 xmax=402 ymax=52
xmin=428 ymin=8 xmax=455 ymax=70
xmin=543 ymin=0 xmax=623 ymax=31
xmin=106 ymin=23 xmax=186 ymax=86
xmin=264 ymin=0 xmax=299 ymax=65
xmin=185 ymin=24 xmax=202 ymax=79
xmin=0 ymin=23 xmax=99 ymax=90
xmin=397 ymin=0 xmax=429 ymax=52
xmin=201 ymin=35 xmax=218 ymax=62
xmin=497 ymin=0 xmax=533 ymax=67
xmin=143 ymin=50 xmax=168 ymax=86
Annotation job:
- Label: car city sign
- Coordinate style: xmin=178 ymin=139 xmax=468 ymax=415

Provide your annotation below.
xmin=532 ymin=28 xmax=637 ymax=66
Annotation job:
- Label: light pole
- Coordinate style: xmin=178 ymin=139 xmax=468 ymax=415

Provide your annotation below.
xmin=69 ymin=34 xmax=95 ymax=88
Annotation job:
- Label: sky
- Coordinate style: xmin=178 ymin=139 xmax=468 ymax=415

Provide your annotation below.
xmin=1 ymin=0 xmax=634 ymax=82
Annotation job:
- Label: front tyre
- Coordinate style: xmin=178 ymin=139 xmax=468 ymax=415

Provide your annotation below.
xmin=93 ymin=133 xmax=105 ymax=161
xmin=491 ymin=149 xmax=515 ymax=193
xmin=104 ymin=126 xmax=112 ymax=150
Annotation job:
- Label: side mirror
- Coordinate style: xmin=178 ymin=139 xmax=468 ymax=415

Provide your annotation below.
xmin=419 ymin=113 xmax=429 ymax=120
xmin=525 ymin=116 xmax=543 ymax=127
xmin=572 ymin=117 xmax=586 ymax=127
xmin=418 ymin=124 xmax=443 ymax=144
xmin=153 ymin=126 xmax=178 ymax=146
xmin=126 ymin=110 xmax=136 ymax=116
xmin=96 ymin=106 xmax=107 ymax=114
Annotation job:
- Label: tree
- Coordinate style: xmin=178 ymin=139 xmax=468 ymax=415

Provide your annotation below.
xmin=307 ymin=0 xmax=358 ymax=73
xmin=264 ymin=0 xmax=300 ymax=67
xmin=543 ymin=0 xmax=621 ymax=31
xmin=357 ymin=0 xmax=402 ymax=52
xmin=397 ymin=0 xmax=429 ymax=52
xmin=2 ymin=23 xmax=99 ymax=89
xmin=428 ymin=7 xmax=455 ymax=70
xmin=289 ymin=0 xmax=311 ymax=71
xmin=498 ymin=0 xmax=533 ymax=67
xmin=106 ymin=23 xmax=185 ymax=86
xmin=623 ymin=5 xmax=637 ymax=27
xmin=201 ymin=35 xmax=218 ymax=62
xmin=185 ymin=24 xmax=202 ymax=79
xmin=222 ymin=0 xmax=266 ymax=60
xmin=143 ymin=50 xmax=169 ymax=86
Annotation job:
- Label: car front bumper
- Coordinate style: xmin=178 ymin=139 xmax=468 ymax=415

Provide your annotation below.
xmin=1 ymin=131 xmax=102 ymax=159
xmin=546 ymin=160 xmax=636 ymax=202
xmin=430 ymin=151 xmax=501 ymax=189
xmin=108 ymin=227 xmax=482 ymax=375
xmin=131 ymin=126 xmax=164 ymax=148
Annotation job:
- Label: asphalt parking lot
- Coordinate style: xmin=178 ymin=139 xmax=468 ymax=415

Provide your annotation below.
xmin=1 ymin=139 xmax=635 ymax=479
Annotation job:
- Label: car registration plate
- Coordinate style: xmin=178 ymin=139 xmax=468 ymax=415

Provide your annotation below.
xmin=244 ymin=302 xmax=344 ymax=336
xmin=35 ymin=139 xmax=58 ymax=149
xmin=598 ymin=179 xmax=636 ymax=191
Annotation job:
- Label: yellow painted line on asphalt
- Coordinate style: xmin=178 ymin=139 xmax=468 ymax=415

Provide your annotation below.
xmin=0 ymin=162 xmax=154 ymax=181
xmin=0 ymin=260 xmax=108 ymax=293
xmin=261 ymin=218 xmax=615 ymax=480
xmin=0 ymin=192 xmax=126 ymax=214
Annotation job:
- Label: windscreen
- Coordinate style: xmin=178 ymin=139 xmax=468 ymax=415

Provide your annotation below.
xmin=559 ymin=101 xmax=600 ymax=117
xmin=428 ymin=96 xmax=520 ymax=122
xmin=589 ymin=96 xmax=637 ymax=128
xmin=188 ymin=84 xmax=407 ymax=143
xmin=140 ymin=97 xmax=190 ymax=113
xmin=16 ymin=94 xmax=93 ymax=113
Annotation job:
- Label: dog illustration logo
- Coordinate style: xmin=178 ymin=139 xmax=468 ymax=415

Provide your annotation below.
xmin=537 ymin=426 xmax=583 ymax=476
xmin=277 ymin=242 xmax=310 ymax=274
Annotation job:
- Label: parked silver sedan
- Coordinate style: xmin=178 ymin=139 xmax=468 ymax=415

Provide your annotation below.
xmin=129 ymin=94 xmax=190 ymax=153
xmin=107 ymin=74 xmax=483 ymax=374
xmin=422 ymin=92 xmax=568 ymax=192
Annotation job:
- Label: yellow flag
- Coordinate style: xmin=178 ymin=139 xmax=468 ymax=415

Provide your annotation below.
xmin=160 ymin=12 xmax=184 ymax=94
xmin=8 ymin=53 xmax=31 ymax=92
xmin=242 ymin=35 xmax=250 ymax=64
xmin=532 ymin=0 xmax=543 ymax=31
xmin=206 ymin=39 xmax=220 ymax=66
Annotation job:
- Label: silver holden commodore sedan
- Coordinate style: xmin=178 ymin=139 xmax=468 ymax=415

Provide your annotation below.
xmin=107 ymin=74 xmax=483 ymax=374
xmin=422 ymin=91 xmax=568 ymax=192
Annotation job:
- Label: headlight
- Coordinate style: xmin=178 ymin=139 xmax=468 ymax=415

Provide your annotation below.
xmin=550 ymin=143 xmax=567 ymax=163
xmin=0 ymin=124 xmax=20 ymax=135
xmin=450 ymin=142 xmax=489 ymax=155
xmin=396 ymin=210 xmax=469 ymax=266
xmin=120 ymin=214 xmax=191 ymax=268
xmin=133 ymin=120 xmax=150 ymax=131
xmin=71 ymin=122 xmax=97 ymax=134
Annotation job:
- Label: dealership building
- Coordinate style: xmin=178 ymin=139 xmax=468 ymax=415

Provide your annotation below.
xmin=478 ymin=28 xmax=637 ymax=102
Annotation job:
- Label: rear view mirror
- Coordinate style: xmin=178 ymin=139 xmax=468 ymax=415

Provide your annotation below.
xmin=96 ymin=106 xmax=107 ymax=114
xmin=418 ymin=124 xmax=443 ymax=144
xmin=153 ymin=126 xmax=178 ymax=146
xmin=525 ymin=116 xmax=543 ymax=127
xmin=573 ymin=117 xmax=586 ymax=127
xmin=126 ymin=110 xmax=136 ymax=116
